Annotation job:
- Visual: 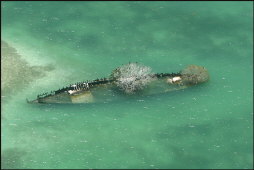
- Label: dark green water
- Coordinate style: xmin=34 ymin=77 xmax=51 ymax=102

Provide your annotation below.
xmin=1 ymin=1 xmax=253 ymax=169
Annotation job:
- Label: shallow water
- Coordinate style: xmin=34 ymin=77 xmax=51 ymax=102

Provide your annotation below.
xmin=1 ymin=1 xmax=253 ymax=169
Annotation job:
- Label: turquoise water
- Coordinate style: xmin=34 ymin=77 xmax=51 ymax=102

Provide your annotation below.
xmin=1 ymin=1 xmax=253 ymax=169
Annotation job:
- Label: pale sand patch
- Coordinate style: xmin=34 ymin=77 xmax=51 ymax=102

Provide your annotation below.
xmin=1 ymin=40 xmax=55 ymax=101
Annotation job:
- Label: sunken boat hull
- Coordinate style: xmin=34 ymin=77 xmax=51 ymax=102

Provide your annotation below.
xmin=28 ymin=77 xmax=188 ymax=104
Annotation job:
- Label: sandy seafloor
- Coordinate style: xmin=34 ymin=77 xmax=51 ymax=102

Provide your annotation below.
xmin=1 ymin=1 xmax=253 ymax=169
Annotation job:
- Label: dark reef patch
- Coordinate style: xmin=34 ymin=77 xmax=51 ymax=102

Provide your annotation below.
xmin=1 ymin=148 xmax=27 ymax=169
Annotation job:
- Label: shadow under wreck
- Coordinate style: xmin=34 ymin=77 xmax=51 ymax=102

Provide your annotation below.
xmin=27 ymin=63 xmax=209 ymax=104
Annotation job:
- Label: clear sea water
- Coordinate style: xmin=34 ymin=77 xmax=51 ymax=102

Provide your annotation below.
xmin=1 ymin=1 xmax=253 ymax=169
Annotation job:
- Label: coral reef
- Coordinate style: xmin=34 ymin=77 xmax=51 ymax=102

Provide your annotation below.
xmin=180 ymin=65 xmax=209 ymax=85
xmin=110 ymin=63 xmax=156 ymax=93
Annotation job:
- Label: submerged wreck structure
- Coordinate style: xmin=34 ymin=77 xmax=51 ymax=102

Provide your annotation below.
xmin=28 ymin=63 xmax=209 ymax=104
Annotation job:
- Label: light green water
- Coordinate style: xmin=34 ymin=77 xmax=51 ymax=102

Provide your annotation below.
xmin=1 ymin=1 xmax=253 ymax=169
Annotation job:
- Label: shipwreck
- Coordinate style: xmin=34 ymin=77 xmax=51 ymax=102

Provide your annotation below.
xmin=27 ymin=63 xmax=209 ymax=104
